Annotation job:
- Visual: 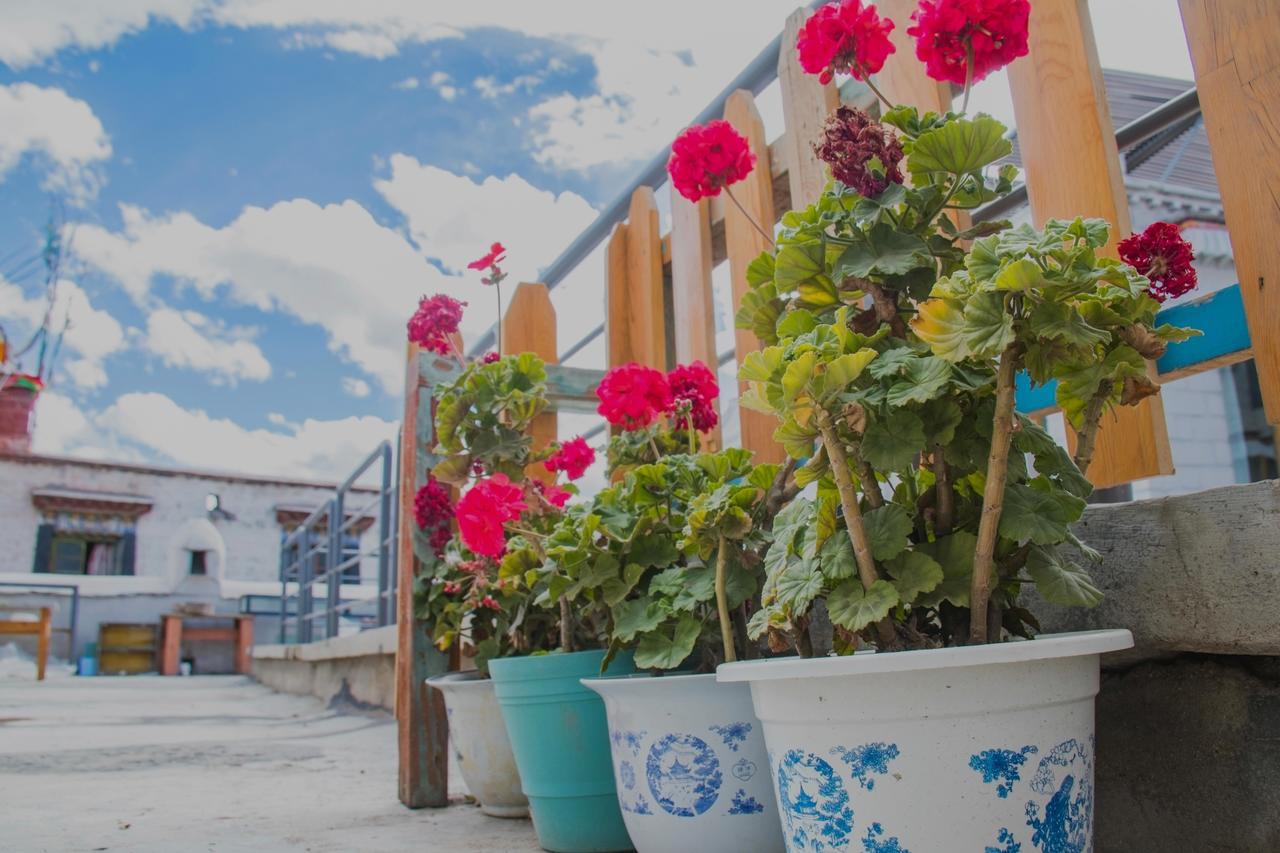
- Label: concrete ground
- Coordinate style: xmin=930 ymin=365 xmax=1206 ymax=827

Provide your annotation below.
xmin=0 ymin=666 xmax=541 ymax=852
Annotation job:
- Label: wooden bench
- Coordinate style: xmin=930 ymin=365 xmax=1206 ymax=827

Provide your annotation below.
xmin=0 ymin=607 xmax=52 ymax=680
xmin=159 ymin=613 xmax=253 ymax=676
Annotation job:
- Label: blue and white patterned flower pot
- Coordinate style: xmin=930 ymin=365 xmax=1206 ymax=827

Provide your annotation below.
xmin=427 ymin=672 xmax=528 ymax=818
xmin=582 ymin=672 xmax=785 ymax=853
xmin=717 ymin=630 xmax=1133 ymax=853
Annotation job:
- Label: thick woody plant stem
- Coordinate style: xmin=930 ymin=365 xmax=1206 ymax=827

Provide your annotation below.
xmin=934 ymin=444 xmax=954 ymax=535
xmin=969 ymin=344 xmax=1023 ymax=644
xmin=1072 ymin=391 xmax=1109 ymax=475
xmin=714 ymin=535 xmax=736 ymax=663
xmin=559 ymin=596 xmax=573 ymax=653
xmin=816 ymin=410 xmax=897 ymax=648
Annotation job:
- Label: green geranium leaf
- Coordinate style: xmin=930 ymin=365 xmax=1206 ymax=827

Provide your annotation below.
xmin=861 ymin=408 xmax=925 ymax=473
xmin=774 ymin=562 xmax=824 ymax=611
xmin=914 ymin=531 xmax=977 ymax=607
xmin=793 ymin=447 xmax=830 ymax=487
xmin=634 ymin=615 xmax=702 ymax=670
xmin=836 ymin=224 xmax=933 ymax=278
xmin=966 ymin=235 xmax=1002 ymax=281
xmin=777 ymin=308 xmax=819 ymax=338
xmin=1026 ymin=546 xmax=1103 ymax=607
xmin=912 ymin=296 xmax=969 ymax=362
xmin=961 ymin=291 xmax=1015 ymax=358
xmin=827 ymin=579 xmax=899 ymax=632
xmin=817 ymin=531 xmax=857 ymax=580
xmin=775 ymin=242 xmax=826 ymax=290
xmin=1029 ymin=300 xmax=1111 ymax=348
xmin=883 ymin=550 xmax=944 ymax=605
xmin=630 ymin=534 xmax=679 ymax=568
xmin=908 ymin=114 xmax=1012 ymax=176
xmin=740 ymin=346 xmax=785 ymax=382
xmin=782 ymin=350 xmax=818 ymax=403
xmin=736 ymin=284 xmax=783 ymax=344
xmin=863 ymin=503 xmax=912 ymax=561
xmin=774 ymin=417 xmax=819 ymax=460
xmin=886 ymin=356 xmax=952 ymax=406
xmin=820 ymin=349 xmax=878 ymax=398
xmin=601 ymin=562 xmax=647 ymax=607
xmin=611 ymin=596 xmax=667 ymax=643
xmin=999 ymin=483 xmax=1086 ymax=546
xmin=746 ymin=251 xmax=776 ymax=287
xmin=993 ymin=258 xmax=1044 ymax=291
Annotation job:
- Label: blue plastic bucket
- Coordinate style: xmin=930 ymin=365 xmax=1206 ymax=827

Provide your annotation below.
xmin=489 ymin=649 xmax=636 ymax=852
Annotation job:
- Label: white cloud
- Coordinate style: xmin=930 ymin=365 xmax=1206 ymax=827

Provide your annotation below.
xmin=143 ymin=306 xmax=272 ymax=383
xmin=393 ymin=76 xmax=419 ymax=90
xmin=373 ymin=154 xmax=595 ymax=275
xmin=0 ymin=83 xmax=112 ymax=200
xmin=342 ymin=376 xmax=371 ymax=398
xmin=33 ymin=390 xmax=398 ymax=481
xmin=0 ymin=0 xmax=210 ymax=69
xmin=75 ymin=198 xmax=442 ymax=392
xmin=0 ymin=277 xmax=125 ymax=389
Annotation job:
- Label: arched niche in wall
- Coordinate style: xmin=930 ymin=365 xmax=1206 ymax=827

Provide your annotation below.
xmin=167 ymin=518 xmax=227 ymax=595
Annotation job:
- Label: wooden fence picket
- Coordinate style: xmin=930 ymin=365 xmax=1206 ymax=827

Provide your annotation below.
xmin=1007 ymin=0 xmax=1174 ymax=488
xmin=502 ymin=282 xmax=559 ymax=481
xmin=778 ymin=8 xmax=840 ymax=210
xmin=669 ymin=191 xmax=723 ymax=451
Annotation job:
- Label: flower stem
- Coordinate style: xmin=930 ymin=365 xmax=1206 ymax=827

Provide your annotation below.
xmin=864 ymin=76 xmax=896 ymax=114
xmin=961 ymin=40 xmax=975 ymax=114
xmin=494 ymin=280 xmax=503 ymax=355
xmin=934 ymin=444 xmax=954 ymax=535
xmin=714 ymin=535 xmax=737 ymax=664
xmin=685 ymin=413 xmax=697 ymax=454
xmin=815 ymin=411 xmax=879 ymax=592
xmin=559 ymin=595 xmax=573 ymax=653
xmin=723 ymin=185 xmax=774 ymax=248
xmin=969 ymin=343 xmax=1022 ymax=644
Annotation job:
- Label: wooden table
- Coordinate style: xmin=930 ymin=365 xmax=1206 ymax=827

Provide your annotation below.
xmin=0 ymin=607 xmax=51 ymax=680
xmin=159 ymin=613 xmax=253 ymax=676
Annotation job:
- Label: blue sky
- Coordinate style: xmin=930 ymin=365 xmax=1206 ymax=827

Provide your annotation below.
xmin=0 ymin=1 xmax=1193 ymax=480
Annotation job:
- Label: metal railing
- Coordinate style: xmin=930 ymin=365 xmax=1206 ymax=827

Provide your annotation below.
xmin=278 ymin=441 xmax=397 ymax=643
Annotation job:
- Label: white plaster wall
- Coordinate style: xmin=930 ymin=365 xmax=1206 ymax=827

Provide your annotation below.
xmin=0 ymin=455 xmax=379 ymax=588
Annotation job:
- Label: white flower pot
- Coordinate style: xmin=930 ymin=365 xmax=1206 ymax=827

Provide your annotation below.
xmin=428 ymin=671 xmax=529 ymax=818
xmin=717 ymin=630 xmax=1132 ymax=853
xmin=582 ymin=672 xmax=785 ymax=853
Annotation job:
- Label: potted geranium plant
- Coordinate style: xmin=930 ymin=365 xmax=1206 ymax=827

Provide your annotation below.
xmin=548 ymin=361 xmax=787 ymax=851
xmin=710 ymin=2 xmax=1199 ymax=852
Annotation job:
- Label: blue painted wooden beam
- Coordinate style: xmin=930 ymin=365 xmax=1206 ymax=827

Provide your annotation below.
xmin=1015 ymin=283 xmax=1253 ymax=414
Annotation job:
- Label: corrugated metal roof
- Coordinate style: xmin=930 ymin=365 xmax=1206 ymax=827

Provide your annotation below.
xmin=1006 ymin=69 xmax=1221 ymax=200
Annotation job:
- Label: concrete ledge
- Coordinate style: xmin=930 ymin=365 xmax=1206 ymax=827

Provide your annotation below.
xmin=1035 ymin=479 xmax=1280 ymax=664
xmin=251 ymin=625 xmax=396 ymax=710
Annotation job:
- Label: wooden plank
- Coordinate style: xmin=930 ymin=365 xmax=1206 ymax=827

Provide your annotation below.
xmin=605 ymin=221 xmax=630 ymax=368
xmin=629 ymin=187 xmax=669 ymax=369
xmin=724 ymin=89 xmax=785 ymax=464
xmin=875 ymin=0 xmax=955 ymax=114
xmin=1179 ymin=0 xmax=1280 ymax=424
xmin=669 ymin=191 xmax=722 ymax=451
xmin=159 ymin=615 xmax=180 ymax=676
xmin=778 ymin=7 xmax=840 ymax=209
xmin=396 ymin=342 xmax=449 ymax=809
xmin=502 ymin=282 xmax=559 ymax=480
xmin=1007 ymin=0 xmax=1172 ymax=488
xmin=235 ymin=616 xmax=253 ymax=675
xmin=36 ymin=607 xmax=49 ymax=681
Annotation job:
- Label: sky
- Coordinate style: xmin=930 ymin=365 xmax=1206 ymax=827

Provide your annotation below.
xmin=0 ymin=0 xmax=1195 ymax=481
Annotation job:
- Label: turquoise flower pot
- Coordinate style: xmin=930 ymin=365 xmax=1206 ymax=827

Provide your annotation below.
xmin=489 ymin=649 xmax=636 ymax=852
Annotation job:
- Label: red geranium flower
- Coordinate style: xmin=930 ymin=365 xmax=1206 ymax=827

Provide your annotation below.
xmin=481 ymin=351 xmax=501 ymax=364
xmin=413 ymin=476 xmax=454 ymax=557
xmin=667 ymin=120 xmax=757 ymax=203
xmin=907 ymin=0 xmax=1031 ymax=86
xmin=543 ymin=484 xmax=572 ymax=509
xmin=468 ymin=242 xmax=507 ymax=270
xmin=479 ymin=595 xmax=501 ymax=611
xmin=456 ymin=473 xmax=527 ymax=558
xmin=596 ymin=363 xmax=673 ymax=430
xmin=666 ymin=361 xmax=720 ymax=433
xmin=796 ymin=0 xmax=896 ymax=85
xmin=442 ymin=581 xmax=461 ymax=595
xmin=814 ymin=106 xmax=905 ymax=197
xmin=407 ymin=293 xmax=465 ymax=356
xmin=1118 ymin=221 xmax=1198 ymax=304
xmin=545 ymin=436 xmax=596 ymax=480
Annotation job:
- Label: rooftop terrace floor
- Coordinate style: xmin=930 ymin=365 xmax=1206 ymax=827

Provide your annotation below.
xmin=0 ymin=670 xmax=541 ymax=852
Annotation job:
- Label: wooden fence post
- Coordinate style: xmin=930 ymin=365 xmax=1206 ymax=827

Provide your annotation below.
xmin=502 ymin=282 xmax=559 ymax=479
xmin=875 ymin=0 xmax=955 ymax=116
xmin=395 ymin=343 xmax=449 ymax=808
xmin=606 ymin=187 xmax=668 ymax=370
xmin=779 ymin=7 xmax=840 ymax=210
xmin=1007 ymin=0 xmax=1173 ymax=488
xmin=669 ymin=192 xmax=723 ymax=451
xmin=1179 ymin=0 xmax=1280 ymax=425
xmin=725 ymin=89 xmax=785 ymax=464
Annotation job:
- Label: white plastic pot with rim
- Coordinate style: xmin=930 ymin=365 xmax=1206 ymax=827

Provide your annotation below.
xmin=582 ymin=672 xmax=785 ymax=853
xmin=427 ymin=671 xmax=528 ymax=818
xmin=717 ymin=629 xmax=1132 ymax=853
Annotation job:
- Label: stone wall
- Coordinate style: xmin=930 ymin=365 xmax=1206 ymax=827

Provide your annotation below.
xmin=252 ymin=625 xmax=397 ymax=711
xmin=1035 ymin=479 xmax=1280 ymax=852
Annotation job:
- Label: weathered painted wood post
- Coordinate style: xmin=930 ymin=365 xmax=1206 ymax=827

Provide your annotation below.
xmin=669 ymin=190 xmax=723 ymax=450
xmin=607 ymin=187 xmax=668 ymax=370
xmin=1007 ymin=0 xmax=1173 ymax=488
xmin=778 ymin=7 xmax=840 ymax=210
xmin=1179 ymin=0 xmax=1280 ymax=427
